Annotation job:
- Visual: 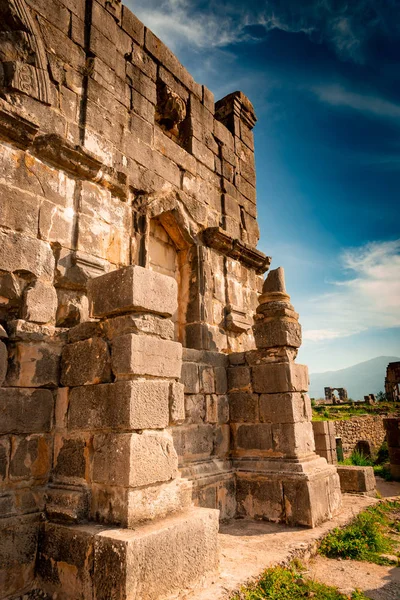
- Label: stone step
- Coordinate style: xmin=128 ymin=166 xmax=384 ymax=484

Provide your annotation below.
xmin=37 ymin=507 xmax=219 ymax=600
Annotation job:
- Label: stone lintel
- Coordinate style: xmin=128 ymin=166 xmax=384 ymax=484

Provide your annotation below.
xmin=31 ymin=133 xmax=128 ymax=200
xmin=202 ymin=227 xmax=271 ymax=274
xmin=88 ymin=266 xmax=178 ymax=319
xmin=0 ymin=99 xmax=39 ymax=149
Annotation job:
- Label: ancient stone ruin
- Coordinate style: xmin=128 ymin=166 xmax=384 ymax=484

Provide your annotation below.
xmin=385 ymin=361 xmax=400 ymax=402
xmin=324 ymin=386 xmax=348 ymax=404
xmin=0 ymin=0 xmax=342 ymax=598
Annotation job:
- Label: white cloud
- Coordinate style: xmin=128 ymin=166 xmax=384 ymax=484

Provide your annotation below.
xmin=303 ymin=329 xmax=344 ymax=342
xmin=313 ymin=85 xmax=400 ymax=120
xmin=302 ymin=239 xmax=400 ymax=342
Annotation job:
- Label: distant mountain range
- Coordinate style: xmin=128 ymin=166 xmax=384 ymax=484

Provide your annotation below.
xmin=309 ymin=356 xmax=400 ymax=401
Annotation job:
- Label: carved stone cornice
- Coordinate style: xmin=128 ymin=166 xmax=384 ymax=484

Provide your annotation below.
xmin=0 ymin=98 xmax=39 ymax=148
xmin=32 ymin=134 xmax=128 ymax=200
xmin=202 ymin=227 xmax=271 ymax=274
xmin=215 ymin=91 xmax=257 ymax=131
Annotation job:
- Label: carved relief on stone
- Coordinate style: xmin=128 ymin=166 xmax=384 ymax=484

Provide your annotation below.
xmin=105 ymin=0 xmax=122 ymax=18
xmin=156 ymin=82 xmax=187 ymax=135
xmin=0 ymin=0 xmax=51 ymax=104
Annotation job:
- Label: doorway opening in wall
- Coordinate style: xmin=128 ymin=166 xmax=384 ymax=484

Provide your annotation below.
xmin=147 ymin=215 xmax=191 ymax=345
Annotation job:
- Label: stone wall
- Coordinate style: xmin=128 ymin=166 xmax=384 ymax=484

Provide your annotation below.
xmin=334 ymin=416 xmax=386 ymax=458
xmin=0 ymin=0 xmax=340 ymax=597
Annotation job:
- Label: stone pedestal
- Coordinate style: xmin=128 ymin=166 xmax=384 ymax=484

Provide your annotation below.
xmin=230 ymin=268 xmax=342 ymax=527
xmin=38 ymin=266 xmax=219 ymax=599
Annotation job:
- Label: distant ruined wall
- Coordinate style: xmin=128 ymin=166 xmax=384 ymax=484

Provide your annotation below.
xmin=334 ymin=416 xmax=386 ymax=457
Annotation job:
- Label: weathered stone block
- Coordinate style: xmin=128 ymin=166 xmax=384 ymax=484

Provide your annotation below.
xmin=0 ymin=340 xmax=7 ymax=385
xmin=169 ymin=381 xmax=185 ymax=424
xmin=61 ymin=337 xmax=112 ymax=387
xmin=94 ymin=507 xmax=219 ymax=600
xmin=0 ymin=436 xmax=10 ymax=481
xmin=9 ymin=434 xmax=51 ymax=481
xmin=92 ymin=479 xmax=192 ymax=527
xmin=0 ymin=514 xmax=40 ymax=598
xmin=22 ymin=280 xmax=58 ymax=324
xmin=272 ymin=422 xmax=315 ymax=457
xmin=68 ymin=380 xmax=170 ymax=431
xmin=236 ymin=474 xmax=283 ymax=521
xmin=252 ymin=362 xmax=309 ymax=394
xmin=111 ymin=334 xmax=182 ymax=379
xmin=53 ymin=435 xmax=89 ymax=484
xmin=260 ymin=392 xmax=312 ymax=424
xmin=45 ymin=487 xmax=89 ymax=523
xmin=227 ymin=366 xmax=251 ymax=391
xmin=36 ymin=521 xmax=96 ymax=598
xmin=254 ymin=320 xmax=302 ymax=349
xmin=229 ymin=392 xmax=259 ymax=422
xmin=6 ymin=341 xmax=62 ymax=388
xmin=103 ymin=313 xmax=175 ymax=340
xmin=199 ymin=365 xmax=215 ymax=393
xmin=336 ymin=466 xmax=376 ymax=495
xmin=0 ymin=388 xmax=53 ymax=434
xmin=92 ymin=431 xmax=178 ymax=488
xmin=89 ymin=265 xmax=178 ymax=318
xmin=232 ymin=423 xmax=273 ymax=452
xmin=0 ymin=229 xmax=54 ymax=282
xmin=181 ymin=361 xmax=199 ymax=393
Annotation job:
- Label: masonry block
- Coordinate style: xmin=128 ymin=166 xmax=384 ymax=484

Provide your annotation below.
xmin=336 ymin=466 xmax=376 ymax=496
xmin=252 ymin=362 xmax=309 ymax=394
xmin=0 ymin=340 xmax=7 ymax=385
xmin=111 ymin=333 xmax=182 ymax=379
xmin=92 ymin=430 xmax=178 ymax=488
xmin=260 ymin=392 xmax=312 ymax=424
xmin=6 ymin=341 xmax=62 ymax=387
xmin=89 ymin=265 xmax=178 ymax=318
xmin=93 ymin=507 xmax=219 ymax=600
xmin=253 ymin=320 xmax=302 ymax=349
xmin=68 ymin=380 xmax=170 ymax=431
xmin=61 ymin=337 xmax=112 ymax=387
xmin=0 ymin=514 xmax=40 ymax=598
xmin=0 ymin=388 xmax=54 ymax=434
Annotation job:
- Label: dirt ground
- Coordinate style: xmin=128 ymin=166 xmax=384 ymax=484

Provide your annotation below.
xmin=307 ymin=556 xmax=400 ymax=600
xmin=307 ymin=483 xmax=400 ymax=600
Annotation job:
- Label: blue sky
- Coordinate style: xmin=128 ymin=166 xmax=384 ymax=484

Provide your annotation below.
xmin=126 ymin=0 xmax=400 ymax=372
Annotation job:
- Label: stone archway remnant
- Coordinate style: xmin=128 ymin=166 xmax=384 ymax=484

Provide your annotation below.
xmin=325 ymin=386 xmax=348 ymax=404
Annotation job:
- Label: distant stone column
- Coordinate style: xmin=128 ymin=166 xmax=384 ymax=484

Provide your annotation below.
xmin=230 ymin=267 xmax=342 ymax=527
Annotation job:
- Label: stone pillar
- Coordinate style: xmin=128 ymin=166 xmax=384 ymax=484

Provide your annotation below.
xmin=38 ymin=266 xmax=219 ymax=600
xmin=231 ymin=267 xmax=342 ymax=527
xmin=384 ymin=418 xmax=400 ymax=480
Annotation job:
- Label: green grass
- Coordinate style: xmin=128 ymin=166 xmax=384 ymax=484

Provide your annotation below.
xmin=340 ymin=449 xmax=373 ymax=467
xmin=231 ymin=564 xmax=368 ymax=599
xmin=312 ymin=401 xmax=400 ymax=422
xmin=319 ymin=501 xmax=400 ymax=566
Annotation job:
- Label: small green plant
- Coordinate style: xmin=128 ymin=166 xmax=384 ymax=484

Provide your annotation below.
xmin=375 ymin=441 xmax=389 ymax=465
xmin=373 ymin=464 xmax=393 ymax=481
xmin=231 ymin=564 xmax=368 ymax=599
xmin=319 ymin=501 xmax=400 ymax=566
xmin=323 ymin=410 xmax=330 ymax=419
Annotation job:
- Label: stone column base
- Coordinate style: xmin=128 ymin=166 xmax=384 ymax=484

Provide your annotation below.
xmin=36 ymin=507 xmax=219 ymax=600
xmin=234 ymin=456 xmax=342 ymax=527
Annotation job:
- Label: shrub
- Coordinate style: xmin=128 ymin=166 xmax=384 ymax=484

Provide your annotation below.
xmin=375 ymin=441 xmax=389 ymax=465
xmin=348 ymin=449 xmax=373 ymax=466
xmin=232 ymin=564 xmax=368 ymax=599
xmin=319 ymin=503 xmax=397 ymax=565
